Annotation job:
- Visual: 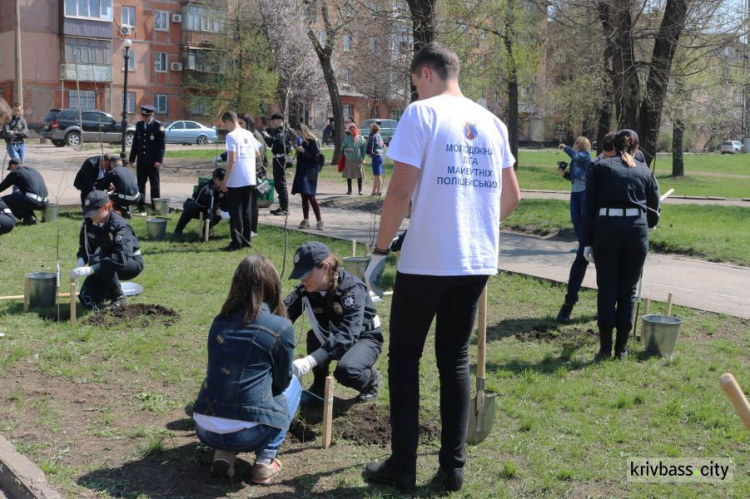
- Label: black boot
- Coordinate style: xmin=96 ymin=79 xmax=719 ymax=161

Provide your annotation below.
xmin=365 ymin=458 xmax=416 ymax=492
xmin=358 ymin=368 xmax=380 ymax=401
xmin=594 ymin=329 xmax=612 ymax=362
xmin=439 ymin=467 xmax=464 ymax=492
xmin=614 ymin=329 xmax=629 ymax=360
xmin=556 ymin=303 xmax=574 ymax=323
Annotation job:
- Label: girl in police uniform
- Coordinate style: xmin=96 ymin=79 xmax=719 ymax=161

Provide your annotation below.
xmin=284 ymin=241 xmax=383 ymax=403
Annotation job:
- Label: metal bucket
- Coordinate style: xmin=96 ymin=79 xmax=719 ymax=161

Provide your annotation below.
xmin=25 ymin=272 xmax=57 ymax=309
xmin=154 ymin=198 xmax=170 ymax=215
xmin=641 ymin=314 xmax=683 ymax=357
xmin=343 ymin=256 xmax=371 ymax=281
xmin=146 ymin=217 xmax=168 ymax=240
xmin=42 ymin=204 xmax=58 ymax=223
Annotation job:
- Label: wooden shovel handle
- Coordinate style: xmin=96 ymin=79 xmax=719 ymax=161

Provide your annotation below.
xmin=477 ymin=284 xmax=488 ymax=380
xmin=720 ymin=373 xmax=750 ymax=431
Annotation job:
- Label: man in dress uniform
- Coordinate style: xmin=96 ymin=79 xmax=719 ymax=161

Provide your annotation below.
xmin=260 ymin=113 xmax=291 ymax=216
xmin=0 ymin=196 xmax=15 ymax=237
xmin=128 ymin=104 xmax=165 ymax=213
xmin=0 ymin=159 xmax=49 ymax=225
xmin=98 ymin=157 xmax=141 ymax=218
xmin=172 ymin=167 xmax=228 ymax=239
xmin=74 ymin=154 xmax=110 ymax=207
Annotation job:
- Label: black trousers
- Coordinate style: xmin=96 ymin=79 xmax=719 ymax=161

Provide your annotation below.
xmin=250 ymin=188 xmax=259 ymax=233
xmin=592 ymin=217 xmax=649 ymax=352
xmin=174 ymin=199 xmax=221 ymax=234
xmin=227 ymin=185 xmax=253 ymax=246
xmin=0 ymin=213 xmax=15 ymax=235
xmin=306 ymin=330 xmax=381 ymax=393
xmin=79 ymin=257 xmax=143 ymax=307
xmin=272 ymin=158 xmax=288 ymax=211
xmin=388 ymin=272 xmax=488 ymax=474
xmin=2 ymin=192 xmax=44 ymax=221
xmin=136 ymin=162 xmax=160 ymax=210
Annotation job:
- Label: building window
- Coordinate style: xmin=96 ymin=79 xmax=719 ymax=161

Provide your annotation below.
xmin=65 ymin=38 xmax=112 ymax=65
xmin=343 ymin=104 xmax=352 ymax=120
xmin=341 ymin=68 xmax=351 ymax=85
xmin=123 ymin=92 xmax=136 ymax=113
xmin=123 ymin=48 xmax=135 ymax=71
xmin=155 ymin=10 xmax=169 ymax=31
xmin=343 ymin=33 xmax=352 ymax=51
xmin=155 ymin=95 xmax=168 ymax=114
xmin=369 ymin=38 xmax=377 ymax=53
xmin=390 ymin=108 xmax=401 ymax=120
xmin=69 ymin=90 xmax=96 ymax=110
xmin=190 ymin=98 xmax=209 ymax=115
xmin=154 ymin=53 xmax=167 ymax=72
xmin=64 ymin=0 xmax=113 ymax=21
xmin=187 ymin=50 xmax=219 ymax=73
xmin=187 ymin=6 xmax=223 ymax=33
xmin=121 ymin=6 xmax=135 ymax=27
xmin=318 ymin=30 xmax=326 ymax=46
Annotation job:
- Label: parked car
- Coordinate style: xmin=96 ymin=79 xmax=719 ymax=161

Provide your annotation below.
xmin=358 ymin=118 xmax=399 ymax=145
xmin=41 ymin=109 xmax=135 ymax=148
xmin=720 ymin=140 xmax=743 ymax=154
xmin=164 ymin=121 xmax=218 ymax=145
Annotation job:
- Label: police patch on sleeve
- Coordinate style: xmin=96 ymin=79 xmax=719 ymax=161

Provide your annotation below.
xmin=342 ymin=293 xmax=356 ymax=309
xmin=115 ymin=232 xmax=124 ymax=243
xmin=284 ymin=289 xmax=298 ymax=306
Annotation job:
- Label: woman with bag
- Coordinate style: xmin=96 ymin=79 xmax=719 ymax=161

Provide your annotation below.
xmin=368 ymin=124 xmax=385 ymax=196
xmin=291 ymin=123 xmax=324 ymax=230
xmin=341 ymin=123 xmax=367 ymax=195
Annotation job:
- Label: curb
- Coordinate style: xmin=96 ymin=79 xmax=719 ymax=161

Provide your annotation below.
xmin=0 ymin=434 xmax=62 ymax=499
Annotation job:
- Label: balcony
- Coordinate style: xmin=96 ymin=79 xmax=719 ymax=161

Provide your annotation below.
xmin=182 ymin=30 xmax=221 ymax=48
xmin=183 ymin=69 xmax=223 ymax=87
xmin=60 ymin=64 xmax=113 ymax=83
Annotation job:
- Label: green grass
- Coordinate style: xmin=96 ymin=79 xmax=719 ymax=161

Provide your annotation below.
xmin=167 ymin=147 xmax=750 ymax=198
xmin=1 ymin=212 xmax=750 ymax=497
xmin=504 ymin=199 xmax=750 ymax=266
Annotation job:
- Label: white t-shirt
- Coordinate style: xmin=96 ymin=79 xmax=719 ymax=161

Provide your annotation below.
xmin=225 ymin=128 xmax=261 ymax=187
xmin=386 ymin=95 xmax=515 ymax=276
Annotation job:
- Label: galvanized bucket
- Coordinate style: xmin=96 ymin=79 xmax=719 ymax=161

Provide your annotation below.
xmin=153 ymin=198 xmax=171 ymax=215
xmin=641 ymin=314 xmax=683 ymax=357
xmin=342 ymin=256 xmax=371 ymax=281
xmin=146 ymin=217 xmax=168 ymax=240
xmin=25 ymin=272 xmax=57 ymax=309
xmin=42 ymin=204 xmax=58 ymax=223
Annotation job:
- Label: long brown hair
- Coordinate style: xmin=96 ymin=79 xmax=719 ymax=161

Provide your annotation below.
xmin=317 ymin=255 xmax=342 ymax=307
xmin=220 ymin=255 xmax=286 ymax=323
xmin=614 ymin=129 xmax=639 ymax=168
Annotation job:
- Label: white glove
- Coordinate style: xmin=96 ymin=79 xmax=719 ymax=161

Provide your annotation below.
xmin=583 ymin=246 xmax=594 ymax=263
xmin=219 ymin=210 xmax=230 ymax=221
xmin=76 ymin=257 xmax=85 ymax=268
xmin=213 ymin=155 xmax=223 ymax=165
xmin=70 ymin=266 xmax=94 ymax=279
xmin=364 ymin=253 xmax=387 ymax=293
xmin=293 ymin=355 xmax=318 ymax=379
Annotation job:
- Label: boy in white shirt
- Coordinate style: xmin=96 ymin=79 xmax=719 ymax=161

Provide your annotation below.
xmin=221 ymin=111 xmax=261 ymax=251
xmin=363 ymin=42 xmax=521 ymax=493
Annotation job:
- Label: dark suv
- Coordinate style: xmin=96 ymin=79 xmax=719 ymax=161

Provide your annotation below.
xmin=41 ymin=109 xmax=135 ymax=148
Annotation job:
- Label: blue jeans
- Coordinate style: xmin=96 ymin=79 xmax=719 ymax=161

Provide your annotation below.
xmin=195 ymin=376 xmax=301 ymax=461
xmin=7 ymin=143 xmax=25 ymax=163
xmin=564 ymin=190 xmax=589 ymax=305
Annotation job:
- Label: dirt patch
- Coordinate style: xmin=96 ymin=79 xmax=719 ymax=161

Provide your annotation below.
xmin=516 ymin=327 xmax=598 ymax=350
xmin=289 ymin=402 xmax=440 ymax=447
xmin=83 ymin=304 xmax=180 ymax=328
xmin=319 ymin=197 xmax=383 ymax=213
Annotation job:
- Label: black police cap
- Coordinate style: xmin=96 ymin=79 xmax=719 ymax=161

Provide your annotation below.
xmin=140 ymin=105 xmax=156 ymax=115
xmin=82 ymin=190 xmax=110 ymax=218
xmin=289 ymin=241 xmax=331 ymax=280
xmin=270 ymin=113 xmax=284 ymax=120
xmin=213 ymin=167 xmax=226 ymax=180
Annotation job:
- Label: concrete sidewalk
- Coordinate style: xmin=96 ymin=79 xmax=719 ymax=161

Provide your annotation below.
xmin=23 ymin=163 xmax=750 ymax=320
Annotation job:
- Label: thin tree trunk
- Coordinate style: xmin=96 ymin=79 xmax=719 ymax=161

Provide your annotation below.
xmin=406 ymin=0 xmax=436 ymax=101
xmin=504 ymin=0 xmax=519 ymax=169
xmin=672 ymin=118 xmax=684 ymax=177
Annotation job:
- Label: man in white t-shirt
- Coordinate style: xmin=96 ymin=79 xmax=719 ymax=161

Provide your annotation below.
xmin=363 ymin=42 xmax=521 ymax=493
xmin=221 ymin=111 xmax=261 ymax=251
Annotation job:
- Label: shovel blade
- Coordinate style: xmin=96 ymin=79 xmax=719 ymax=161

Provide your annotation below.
xmin=466 ymin=393 xmax=497 ymax=445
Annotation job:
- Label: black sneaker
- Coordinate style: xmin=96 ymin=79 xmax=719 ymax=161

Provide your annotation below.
xmin=358 ymin=368 xmax=380 ymax=401
xmin=614 ymin=348 xmax=629 ymax=360
xmin=22 ymin=215 xmax=38 ymax=225
xmin=172 ymin=232 xmax=184 ymax=241
xmin=222 ymin=243 xmax=242 ymax=252
xmin=556 ymin=303 xmax=573 ymax=323
xmin=364 ymin=458 xmax=416 ymax=492
xmin=270 ymin=208 xmax=287 ymax=216
xmin=439 ymin=467 xmax=464 ymax=492
xmin=593 ymin=349 xmax=612 ymax=362
xmin=104 ymin=295 xmax=127 ymax=310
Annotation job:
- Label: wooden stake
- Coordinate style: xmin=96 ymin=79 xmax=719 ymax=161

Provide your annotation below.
xmin=720 ymin=373 xmax=750 ymax=431
xmin=365 ymin=243 xmax=370 ymax=256
xmin=23 ymin=276 xmax=30 ymax=312
xmin=643 ymin=298 xmax=651 ymax=316
xmin=70 ymin=279 xmax=77 ymax=326
xmin=351 ymin=239 xmax=356 ymax=257
xmin=321 ymin=376 xmax=335 ymax=449
xmin=666 ymin=292 xmax=674 ymax=316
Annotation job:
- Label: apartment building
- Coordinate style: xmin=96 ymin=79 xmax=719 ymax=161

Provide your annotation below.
xmin=0 ymin=0 xmax=224 ymax=127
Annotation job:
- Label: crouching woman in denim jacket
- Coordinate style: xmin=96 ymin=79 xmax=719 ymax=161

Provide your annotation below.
xmin=193 ymin=255 xmax=301 ymax=485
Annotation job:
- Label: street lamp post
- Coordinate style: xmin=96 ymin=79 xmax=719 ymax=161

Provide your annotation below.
xmin=120 ymin=38 xmax=132 ymax=160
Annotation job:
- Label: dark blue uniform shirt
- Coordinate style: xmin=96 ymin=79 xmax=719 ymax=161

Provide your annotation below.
xmin=129 ymin=119 xmax=165 ymax=166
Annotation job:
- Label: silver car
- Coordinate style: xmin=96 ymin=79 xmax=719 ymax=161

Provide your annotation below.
xmin=164 ymin=121 xmax=218 ymax=145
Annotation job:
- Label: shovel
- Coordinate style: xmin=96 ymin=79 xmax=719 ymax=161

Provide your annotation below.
xmin=466 ymin=284 xmax=496 ymax=445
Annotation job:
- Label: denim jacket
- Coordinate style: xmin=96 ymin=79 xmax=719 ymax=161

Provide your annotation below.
xmin=193 ymin=304 xmax=296 ymax=429
xmin=562 ymin=146 xmax=591 ymax=182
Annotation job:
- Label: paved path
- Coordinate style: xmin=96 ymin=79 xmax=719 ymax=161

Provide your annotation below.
xmin=11 ymin=144 xmax=750 ymax=320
